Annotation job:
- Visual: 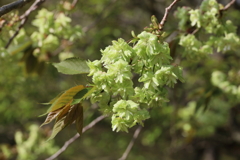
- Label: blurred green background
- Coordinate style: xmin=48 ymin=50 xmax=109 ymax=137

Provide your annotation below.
xmin=1 ymin=0 xmax=240 ymax=159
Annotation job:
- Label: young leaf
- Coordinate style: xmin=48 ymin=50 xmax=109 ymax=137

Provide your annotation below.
xmin=47 ymin=103 xmax=84 ymax=140
xmin=53 ymin=57 xmax=90 ymax=75
xmin=71 ymin=88 xmax=91 ymax=105
xmin=73 ymin=88 xmax=89 ymax=99
xmin=47 ymin=116 xmax=67 ymax=141
xmin=47 ymin=85 xmax=85 ymax=113
xmin=81 ymin=85 xmax=97 ymax=100
xmin=70 ymin=86 xmax=97 ymax=105
xmin=41 ymin=91 xmax=65 ymax=106
xmin=56 ymin=102 xmax=72 ymax=121
xmin=48 ymin=91 xmax=65 ymax=104
xmin=41 ymin=107 xmax=63 ymax=126
xmin=64 ymin=104 xmax=81 ymax=125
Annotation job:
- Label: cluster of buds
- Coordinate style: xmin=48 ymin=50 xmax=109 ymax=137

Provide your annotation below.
xmin=144 ymin=15 xmax=163 ymax=37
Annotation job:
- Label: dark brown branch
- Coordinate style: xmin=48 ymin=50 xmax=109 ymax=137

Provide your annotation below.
xmin=0 ymin=0 xmax=34 ymax=17
xmin=159 ymin=0 xmax=181 ymax=30
xmin=118 ymin=126 xmax=142 ymax=160
xmin=5 ymin=0 xmax=45 ymax=49
xmin=221 ymin=0 xmax=235 ymax=11
xmin=45 ymin=115 xmax=107 ymax=160
xmin=5 ymin=18 xmax=27 ymax=49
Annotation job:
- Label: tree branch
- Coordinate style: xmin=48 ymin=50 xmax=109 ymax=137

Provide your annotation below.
xmin=4 ymin=17 xmax=27 ymax=49
xmin=118 ymin=125 xmax=142 ymax=160
xmin=221 ymin=0 xmax=235 ymax=11
xmin=159 ymin=0 xmax=181 ymax=30
xmin=5 ymin=0 xmax=46 ymax=49
xmin=71 ymin=0 xmax=78 ymax=9
xmin=0 ymin=0 xmax=34 ymax=17
xmin=45 ymin=115 xmax=107 ymax=160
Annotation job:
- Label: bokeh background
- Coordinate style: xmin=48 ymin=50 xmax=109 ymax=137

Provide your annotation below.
xmin=1 ymin=0 xmax=240 ymax=159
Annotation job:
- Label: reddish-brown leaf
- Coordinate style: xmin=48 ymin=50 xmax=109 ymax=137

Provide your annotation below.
xmin=41 ymin=107 xmax=64 ymax=127
xmin=76 ymin=104 xmax=83 ymax=135
xmin=56 ymin=101 xmax=72 ymax=121
xmin=64 ymin=103 xmax=80 ymax=125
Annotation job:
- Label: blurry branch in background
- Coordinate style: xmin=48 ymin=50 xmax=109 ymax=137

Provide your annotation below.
xmin=5 ymin=0 xmax=46 ymax=49
xmin=159 ymin=0 xmax=180 ymax=30
xmin=0 ymin=0 xmax=34 ymax=17
xmin=221 ymin=0 xmax=236 ymax=11
xmin=45 ymin=115 xmax=107 ymax=160
xmin=118 ymin=126 xmax=142 ymax=160
xmin=71 ymin=0 xmax=78 ymax=9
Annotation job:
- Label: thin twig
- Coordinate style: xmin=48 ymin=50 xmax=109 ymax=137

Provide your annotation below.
xmin=5 ymin=0 xmax=45 ymax=49
xmin=118 ymin=125 xmax=142 ymax=160
xmin=221 ymin=0 xmax=235 ymax=11
xmin=191 ymin=28 xmax=199 ymax=35
xmin=45 ymin=115 xmax=107 ymax=160
xmin=4 ymin=17 xmax=27 ymax=49
xmin=159 ymin=0 xmax=181 ymax=30
xmin=0 ymin=0 xmax=34 ymax=17
xmin=71 ymin=0 xmax=78 ymax=9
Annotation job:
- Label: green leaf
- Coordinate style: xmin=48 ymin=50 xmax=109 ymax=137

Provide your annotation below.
xmin=82 ymin=86 xmax=98 ymax=101
xmin=53 ymin=57 xmax=90 ymax=75
xmin=7 ymin=40 xmax=32 ymax=55
xmin=71 ymin=86 xmax=96 ymax=105
xmin=73 ymin=88 xmax=89 ymax=99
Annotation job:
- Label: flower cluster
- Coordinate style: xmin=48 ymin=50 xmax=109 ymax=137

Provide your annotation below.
xmin=88 ymin=31 xmax=184 ymax=132
xmin=176 ymin=0 xmax=240 ymax=59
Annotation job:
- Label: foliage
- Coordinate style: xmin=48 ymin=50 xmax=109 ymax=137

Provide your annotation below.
xmin=87 ymin=31 xmax=184 ymax=132
xmin=41 ymin=85 xmax=87 ymax=140
xmin=44 ymin=0 xmax=239 ymax=137
xmin=0 ymin=124 xmax=58 ymax=160
xmin=53 ymin=57 xmax=90 ymax=75
xmin=0 ymin=8 xmax=82 ymax=75
xmin=1 ymin=0 xmax=240 ymax=159
xmin=176 ymin=0 xmax=240 ymax=59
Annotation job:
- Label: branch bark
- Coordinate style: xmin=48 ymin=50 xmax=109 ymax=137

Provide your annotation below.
xmin=221 ymin=0 xmax=236 ymax=11
xmin=118 ymin=125 xmax=142 ymax=160
xmin=45 ymin=115 xmax=107 ymax=160
xmin=5 ymin=0 xmax=46 ymax=49
xmin=71 ymin=0 xmax=78 ymax=8
xmin=0 ymin=0 xmax=34 ymax=17
xmin=159 ymin=0 xmax=181 ymax=30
